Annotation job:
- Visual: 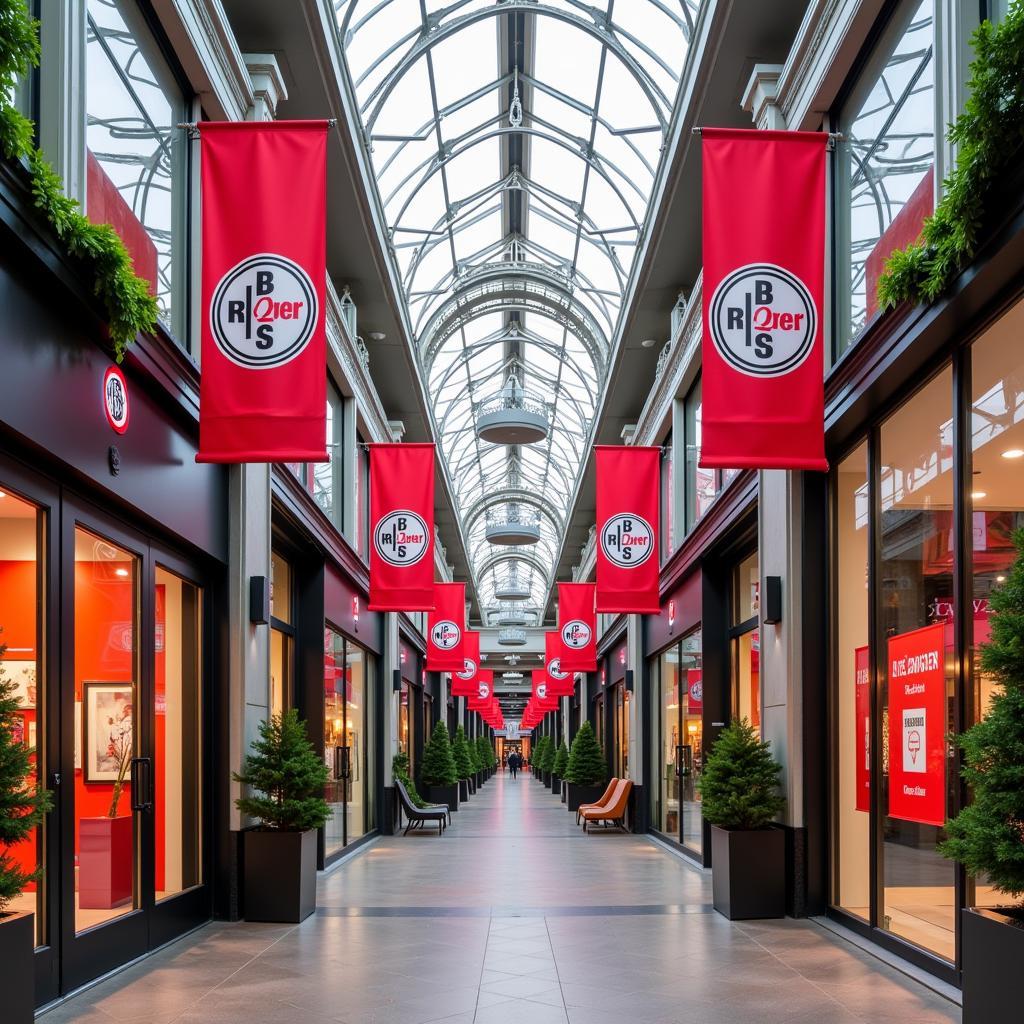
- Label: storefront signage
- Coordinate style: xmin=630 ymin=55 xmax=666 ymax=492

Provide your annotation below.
xmin=594 ymin=446 xmax=661 ymax=613
xmin=557 ymin=582 xmax=597 ymax=671
xmin=103 ymin=366 xmax=130 ymax=435
xmin=698 ymin=128 xmax=828 ymax=471
xmin=426 ymin=582 xmax=465 ymax=672
xmin=855 ymin=645 xmax=870 ymax=813
xmin=196 ymin=120 xmax=329 ymax=463
xmin=368 ymin=443 xmax=435 ymax=610
xmin=887 ymin=624 xmax=946 ymax=827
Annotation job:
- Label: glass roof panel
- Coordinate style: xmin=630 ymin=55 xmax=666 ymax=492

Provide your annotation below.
xmin=339 ymin=0 xmax=696 ymax=612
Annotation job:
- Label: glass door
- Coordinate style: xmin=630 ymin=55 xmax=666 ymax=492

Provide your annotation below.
xmin=657 ymin=646 xmax=681 ymax=837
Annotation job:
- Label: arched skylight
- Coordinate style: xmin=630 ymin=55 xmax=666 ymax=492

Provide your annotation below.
xmin=337 ymin=0 xmax=698 ymax=612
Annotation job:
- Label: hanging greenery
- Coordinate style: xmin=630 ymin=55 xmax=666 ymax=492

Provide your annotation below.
xmin=877 ymin=2 xmax=1024 ymax=309
xmin=0 ymin=0 xmax=157 ymax=361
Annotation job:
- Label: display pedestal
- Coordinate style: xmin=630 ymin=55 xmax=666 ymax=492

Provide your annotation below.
xmin=79 ymin=815 xmax=133 ymax=909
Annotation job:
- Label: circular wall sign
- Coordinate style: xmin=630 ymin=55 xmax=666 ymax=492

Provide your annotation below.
xmin=103 ymin=366 xmax=130 ymax=434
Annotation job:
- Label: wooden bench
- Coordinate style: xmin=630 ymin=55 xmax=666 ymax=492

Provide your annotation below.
xmin=581 ymin=779 xmax=632 ymax=832
xmin=575 ymin=778 xmax=618 ymax=825
xmin=395 ymin=779 xmax=450 ymax=836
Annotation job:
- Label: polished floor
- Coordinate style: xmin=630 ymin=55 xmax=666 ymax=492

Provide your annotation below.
xmin=43 ymin=772 xmax=960 ymax=1024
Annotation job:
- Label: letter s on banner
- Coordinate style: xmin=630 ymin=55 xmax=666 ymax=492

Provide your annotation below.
xmin=699 ymin=128 xmax=828 ymax=471
xmin=595 ymin=446 xmax=661 ymax=613
xmin=369 ymin=444 xmax=435 ymax=610
xmin=197 ymin=121 xmax=328 ymax=463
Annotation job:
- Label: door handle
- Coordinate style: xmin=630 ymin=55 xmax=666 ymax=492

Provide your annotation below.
xmin=130 ymin=757 xmax=153 ymax=812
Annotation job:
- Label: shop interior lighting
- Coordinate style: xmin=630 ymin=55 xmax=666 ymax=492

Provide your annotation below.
xmin=115 ymin=568 xmax=129 ymax=577
xmin=971 ymin=491 xmax=987 ymax=499
xmin=1001 ymin=448 xmax=1024 ymax=459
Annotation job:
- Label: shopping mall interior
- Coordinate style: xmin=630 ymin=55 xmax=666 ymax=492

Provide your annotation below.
xmin=2 ymin=1 xmax=1024 ymax=1022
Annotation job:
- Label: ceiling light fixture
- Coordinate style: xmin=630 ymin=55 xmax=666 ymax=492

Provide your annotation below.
xmin=971 ymin=491 xmax=987 ymax=499
xmin=640 ymin=338 xmax=657 ymax=348
xmin=0 ymin=491 xmax=6 ymax=498
xmin=368 ymin=331 xmax=386 ymax=342
xmin=1002 ymin=448 xmax=1024 ymax=459
xmin=114 ymin=568 xmax=129 ymax=577
xmin=996 ymin=575 xmax=1007 ymax=583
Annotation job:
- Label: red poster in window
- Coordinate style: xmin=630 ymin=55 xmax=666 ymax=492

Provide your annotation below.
xmin=700 ymin=128 xmax=828 ymax=471
xmin=686 ymin=670 xmax=702 ymax=714
xmin=595 ymin=446 xmax=661 ymax=613
xmin=544 ymin=632 xmax=575 ymax=697
xmin=558 ymin=582 xmax=597 ymax=672
xmin=197 ymin=121 xmax=328 ymax=463
xmin=887 ymin=624 xmax=946 ymax=827
xmin=855 ymin=645 xmax=870 ymax=813
xmin=451 ymin=631 xmax=480 ymax=697
xmin=368 ymin=444 xmax=435 ymax=611
xmin=426 ymin=583 xmax=465 ymax=672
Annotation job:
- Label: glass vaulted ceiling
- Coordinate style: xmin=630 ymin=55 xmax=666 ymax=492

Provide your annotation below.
xmin=337 ymin=0 xmax=697 ymax=612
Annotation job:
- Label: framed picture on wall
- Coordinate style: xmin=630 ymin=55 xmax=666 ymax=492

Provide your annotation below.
xmin=2 ymin=661 xmax=37 ymax=708
xmin=83 ymin=682 xmax=135 ymax=784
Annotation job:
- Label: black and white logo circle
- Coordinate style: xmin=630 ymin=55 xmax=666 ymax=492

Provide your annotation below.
xmin=561 ymin=620 xmax=592 ymax=649
xmin=373 ymin=510 xmax=429 ymax=566
xmin=601 ymin=514 xmax=654 ymax=568
xmin=431 ymin=620 xmax=461 ymax=650
xmin=547 ymin=658 xmax=568 ymax=681
xmin=536 ymin=683 xmax=548 ymax=700
xmin=478 ymin=680 xmax=491 ymax=700
xmin=210 ymin=253 xmax=318 ymax=368
xmin=456 ymin=658 xmax=477 ymax=681
xmin=103 ymin=366 xmax=129 ymax=434
xmin=709 ymin=262 xmax=816 ymax=378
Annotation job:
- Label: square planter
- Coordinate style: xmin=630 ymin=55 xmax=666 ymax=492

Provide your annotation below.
xmin=244 ymin=828 xmax=317 ymax=923
xmin=0 ymin=911 xmax=34 ymax=1022
xmin=550 ymin=775 xmax=561 ymax=795
xmin=561 ymin=780 xmax=567 ymax=804
xmin=426 ymin=784 xmax=460 ymax=812
xmin=459 ymin=779 xmax=471 ymax=802
xmin=710 ymin=825 xmax=785 ymax=920
xmin=962 ymin=907 xmax=1024 ymax=1023
xmin=79 ymin=815 xmax=133 ymax=909
xmin=565 ymin=782 xmax=607 ymax=812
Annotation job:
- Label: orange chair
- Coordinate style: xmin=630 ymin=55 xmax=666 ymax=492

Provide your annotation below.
xmin=575 ymin=778 xmax=618 ymax=825
xmin=581 ymin=779 xmax=633 ymax=832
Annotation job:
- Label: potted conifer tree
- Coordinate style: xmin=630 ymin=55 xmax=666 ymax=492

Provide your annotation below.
xmin=564 ymin=722 xmax=608 ymax=811
xmin=939 ymin=529 xmax=1024 ymax=1023
xmin=420 ymin=721 xmax=459 ymax=812
xmin=0 ymin=644 xmax=53 ymax=1022
xmin=534 ymin=736 xmax=550 ymax=783
xmin=699 ymin=718 xmax=785 ymax=920
xmin=234 ymin=709 xmax=329 ymax=923
xmin=541 ymin=735 xmax=557 ymax=790
xmin=552 ymin=740 xmax=569 ymax=797
xmin=477 ymin=735 xmax=495 ymax=780
xmin=452 ymin=725 xmax=475 ymax=801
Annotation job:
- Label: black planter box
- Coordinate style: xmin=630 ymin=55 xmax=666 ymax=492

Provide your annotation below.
xmin=0 ymin=911 xmax=34 ymax=1022
xmin=550 ymin=776 xmax=561 ymax=795
xmin=962 ymin=907 xmax=1024 ymax=1023
xmin=244 ymin=829 xmax=317 ymax=923
xmin=710 ymin=825 xmax=785 ymax=920
xmin=561 ymin=780 xmax=567 ymax=803
xmin=566 ymin=782 xmax=606 ymax=812
xmin=426 ymin=783 xmax=459 ymax=812
xmin=458 ymin=779 xmax=471 ymax=802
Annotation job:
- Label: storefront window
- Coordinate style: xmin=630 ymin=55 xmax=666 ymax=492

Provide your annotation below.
xmin=399 ymin=680 xmax=410 ymax=769
xmin=838 ymin=0 xmax=934 ymax=354
xmin=614 ymin=684 xmax=630 ymax=779
xmin=86 ymin=0 xmax=186 ymax=338
xmin=732 ymin=553 xmax=760 ymax=730
xmin=834 ymin=443 xmax=870 ymax=922
xmin=356 ymin=434 xmax=370 ymax=558
xmin=270 ymin=551 xmax=293 ymax=718
xmin=879 ymin=366 xmax=955 ymax=961
xmin=660 ymin=433 xmax=673 ymax=560
xmin=313 ymin=384 xmax=344 ymax=528
xmin=685 ymin=378 xmax=719 ymax=530
xmin=656 ymin=649 xmax=679 ymax=837
xmin=0 ymin=487 xmax=45 ymax=943
xmin=680 ymin=629 xmax=703 ymax=854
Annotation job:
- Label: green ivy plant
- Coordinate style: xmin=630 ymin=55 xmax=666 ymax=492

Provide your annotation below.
xmin=0 ymin=0 xmax=157 ymax=360
xmin=878 ymin=2 xmax=1024 ymax=309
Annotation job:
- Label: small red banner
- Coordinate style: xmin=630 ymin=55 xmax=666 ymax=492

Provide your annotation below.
xmin=887 ymin=625 xmax=946 ymax=826
xmin=544 ymin=632 xmax=575 ymax=697
xmin=369 ymin=444 xmax=435 ymax=611
xmin=595 ymin=446 xmax=661 ymax=613
xmin=686 ymin=670 xmax=703 ymax=714
xmin=197 ymin=121 xmax=328 ymax=463
xmin=700 ymin=128 xmax=828 ymax=471
xmin=532 ymin=672 xmax=559 ymax=710
xmin=558 ymin=583 xmax=597 ymax=672
xmin=855 ymin=645 xmax=870 ymax=813
xmin=468 ymin=671 xmax=494 ymax=709
xmin=427 ymin=583 xmax=465 ymax=672
xmin=451 ymin=632 xmax=480 ymax=697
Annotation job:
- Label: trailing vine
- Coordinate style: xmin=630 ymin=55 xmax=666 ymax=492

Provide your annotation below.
xmin=877 ymin=1 xmax=1024 ymax=309
xmin=0 ymin=0 xmax=157 ymax=360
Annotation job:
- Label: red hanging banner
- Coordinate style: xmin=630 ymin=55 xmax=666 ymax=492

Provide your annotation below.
xmin=887 ymin=624 xmax=946 ymax=827
xmin=197 ymin=121 xmax=328 ymax=463
xmin=451 ymin=632 xmax=480 ymax=697
xmin=532 ymin=673 xmax=559 ymax=710
xmin=544 ymin=632 xmax=575 ymax=697
xmin=700 ymin=128 xmax=828 ymax=471
xmin=468 ymin=671 xmax=494 ymax=709
xmin=557 ymin=583 xmax=597 ymax=672
xmin=426 ymin=583 xmax=465 ymax=672
xmin=369 ymin=444 xmax=435 ymax=611
xmin=595 ymin=446 xmax=661 ymax=613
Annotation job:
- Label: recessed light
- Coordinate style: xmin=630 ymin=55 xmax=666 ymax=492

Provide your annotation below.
xmin=368 ymin=331 xmax=387 ymax=342
xmin=640 ymin=338 xmax=657 ymax=348
xmin=996 ymin=575 xmax=1007 ymax=583
xmin=1002 ymin=448 xmax=1024 ymax=459
xmin=114 ymin=568 xmax=129 ymax=577
xmin=0 ymin=491 xmax=5 ymax=498
xmin=971 ymin=491 xmax=987 ymax=500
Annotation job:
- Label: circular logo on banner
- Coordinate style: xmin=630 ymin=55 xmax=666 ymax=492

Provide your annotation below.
xmin=547 ymin=658 xmax=568 ymax=681
xmin=561 ymin=620 xmax=592 ymax=649
xmin=210 ymin=253 xmax=318 ymax=369
xmin=478 ymin=680 xmax=491 ymax=700
xmin=430 ymin=620 xmax=461 ymax=650
xmin=373 ymin=510 xmax=429 ymax=567
xmin=456 ymin=658 xmax=477 ymax=681
xmin=536 ymin=683 xmax=548 ymax=700
xmin=690 ymin=680 xmax=703 ymax=702
xmin=601 ymin=514 xmax=654 ymax=568
xmin=709 ymin=262 xmax=816 ymax=378
xmin=103 ymin=366 xmax=129 ymax=434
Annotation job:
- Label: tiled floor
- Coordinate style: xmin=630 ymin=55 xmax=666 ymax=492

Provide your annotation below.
xmin=43 ymin=772 xmax=961 ymax=1024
